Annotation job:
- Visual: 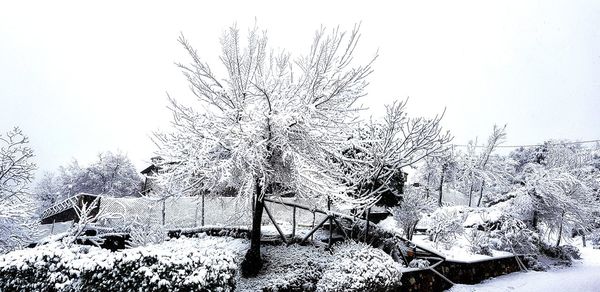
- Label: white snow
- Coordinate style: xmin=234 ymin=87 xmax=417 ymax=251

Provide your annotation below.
xmin=379 ymin=213 xmax=513 ymax=262
xmin=449 ymin=243 xmax=600 ymax=292
xmin=410 ymin=234 xmax=512 ymax=262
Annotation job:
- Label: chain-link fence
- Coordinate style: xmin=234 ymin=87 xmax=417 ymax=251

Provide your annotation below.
xmin=93 ymin=195 xmax=333 ymax=232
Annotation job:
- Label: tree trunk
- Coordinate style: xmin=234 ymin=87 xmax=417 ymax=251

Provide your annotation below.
xmin=556 ymin=210 xmax=565 ymax=247
xmin=241 ymin=180 xmax=264 ymax=277
xmin=467 ymin=184 xmax=474 ymax=207
xmin=477 ymin=180 xmax=485 ymax=207
xmin=438 ymin=167 xmax=445 ymax=207
xmin=426 ymin=172 xmax=431 ymax=198
xmin=408 ymin=221 xmax=418 ymax=240
xmin=532 ymin=210 xmax=539 ymax=231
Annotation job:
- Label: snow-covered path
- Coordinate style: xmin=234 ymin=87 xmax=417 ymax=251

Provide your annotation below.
xmin=448 ymin=246 xmax=600 ymax=292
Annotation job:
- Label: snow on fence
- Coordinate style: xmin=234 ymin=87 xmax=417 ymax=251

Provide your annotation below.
xmin=51 ymin=194 xmax=331 ymax=232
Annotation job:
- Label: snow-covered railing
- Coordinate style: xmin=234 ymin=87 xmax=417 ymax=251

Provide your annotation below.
xmin=40 ymin=194 xmax=99 ymax=220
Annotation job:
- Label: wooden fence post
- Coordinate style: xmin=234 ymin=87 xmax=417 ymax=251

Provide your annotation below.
xmin=311 ymin=212 xmax=316 ymax=241
xmin=194 ymin=201 xmax=198 ymax=227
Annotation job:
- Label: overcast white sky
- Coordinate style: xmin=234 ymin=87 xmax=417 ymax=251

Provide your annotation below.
xmin=1 ymin=1 xmax=599 ymax=176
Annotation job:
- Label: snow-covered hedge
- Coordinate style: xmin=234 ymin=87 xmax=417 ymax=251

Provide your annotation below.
xmin=238 ymin=242 xmax=403 ymax=292
xmin=487 ymin=215 xmax=539 ymax=254
xmin=316 ymin=242 xmax=403 ymax=292
xmin=0 ymin=236 xmax=240 ymax=291
xmin=257 ymin=245 xmax=329 ymax=291
xmin=539 ymin=243 xmax=581 ymax=262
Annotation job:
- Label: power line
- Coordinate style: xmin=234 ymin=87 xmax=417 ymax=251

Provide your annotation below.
xmin=450 ymin=139 xmax=600 ymax=149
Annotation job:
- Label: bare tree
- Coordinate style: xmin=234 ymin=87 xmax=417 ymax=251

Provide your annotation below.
xmin=390 ymin=186 xmax=436 ymax=240
xmin=418 ymin=147 xmax=458 ymax=206
xmin=0 ymin=127 xmax=37 ymax=252
xmin=154 ymin=24 xmax=378 ymax=276
xmin=456 ymin=125 xmax=507 ymax=207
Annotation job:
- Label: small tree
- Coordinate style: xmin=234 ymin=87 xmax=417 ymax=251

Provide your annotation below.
xmin=418 ymin=147 xmax=459 ymax=206
xmin=455 ymin=125 xmax=508 ymax=207
xmin=0 ymin=127 xmax=37 ymax=252
xmin=390 ymin=186 xmax=436 ymax=240
xmin=427 ymin=207 xmax=466 ymax=249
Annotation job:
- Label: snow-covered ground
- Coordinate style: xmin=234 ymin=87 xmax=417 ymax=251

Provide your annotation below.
xmin=410 ymin=233 xmax=512 ymax=262
xmin=379 ymin=216 xmax=513 ymax=262
xmin=449 ymin=244 xmax=600 ymax=292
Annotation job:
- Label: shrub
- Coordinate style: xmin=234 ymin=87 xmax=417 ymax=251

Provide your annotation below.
xmin=466 ymin=229 xmax=493 ymax=256
xmin=408 ymin=258 xmax=430 ymax=269
xmin=539 ymin=243 xmax=581 ymax=261
xmin=427 ymin=207 xmax=466 ymax=249
xmin=488 ymin=215 xmax=539 ymax=254
xmin=258 ymin=245 xmax=328 ymax=292
xmin=127 ymin=218 xmax=167 ymax=247
xmin=522 ymin=255 xmax=548 ymax=271
xmin=0 ymin=237 xmax=240 ymax=291
xmin=316 ymin=242 xmax=402 ymax=292
xmin=590 ymin=230 xmax=600 ymax=248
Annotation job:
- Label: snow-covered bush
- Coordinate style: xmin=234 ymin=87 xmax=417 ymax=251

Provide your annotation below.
xmin=488 ymin=215 xmax=539 ymax=254
xmin=522 ymin=255 xmax=548 ymax=271
xmin=539 ymin=243 xmax=581 ymax=262
xmin=249 ymin=245 xmax=329 ymax=292
xmin=427 ymin=207 xmax=466 ymax=249
xmin=408 ymin=258 xmax=430 ymax=269
xmin=590 ymin=230 xmax=600 ymax=248
xmin=127 ymin=217 xmax=166 ymax=247
xmin=0 ymin=237 xmax=240 ymax=291
xmin=316 ymin=242 xmax=402 ymax=292
xmin=239 ymin=242 xmax=403 ymax=292
xmin=465 ymin=229 xmax=492 ymax=256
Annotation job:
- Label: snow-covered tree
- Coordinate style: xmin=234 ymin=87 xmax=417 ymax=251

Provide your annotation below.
xmin=0 ymin=127 xmax=37 ymax=252
xmin=344 ymin=100 xmax=452 ymax=209
xmin=522 ymin=164 xmax=595 ymax=246
xmin=455 ymin=125 xmax=509 ymax=207
xmin=155 ymin=25 xmax=379 ymax=276
xmin=155 ymin=24 xmax=453 ymax=276
xmin=36 ymin=151 xmax=141 ymax=201
xmin=417 ymin=146 xmax=459 ymax=206
xmin=390 ymin=185 xmax=436 ymax=240
xmin=33 ymin=171 xmax=63 ymax=212
xmin=515 ymin=142 xmax=600 ymax=246
xmin=427 ymin=206 xmax=466 ymax=249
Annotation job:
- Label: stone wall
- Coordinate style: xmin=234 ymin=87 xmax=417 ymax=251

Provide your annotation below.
xmin=401 ymin=268 xmax=452 ymax=292
xmin=400 ymin=255 xmax=529 ymax=292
